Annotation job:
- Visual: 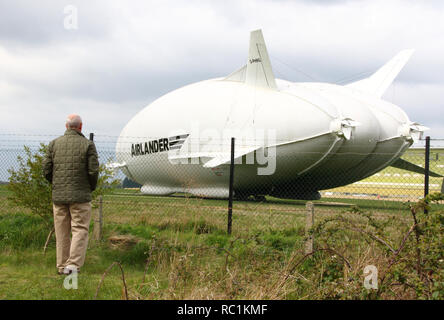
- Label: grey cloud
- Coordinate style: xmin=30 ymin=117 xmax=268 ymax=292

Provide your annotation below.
xmin=0 ymin=0 xmax=112 ymax=47
xmin=0 ymin=0 xmax=443 ymax=140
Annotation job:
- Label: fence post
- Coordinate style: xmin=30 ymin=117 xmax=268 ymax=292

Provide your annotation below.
xmin=227 ymin=137 xmax=235 ymax=235
xmin=424 ymin=136 xmax=430 ymax=214
xmin=90 ymin=132 xmax=102 ymax=239
xmin=305 ymin=201 xmax=314 ymax=254
xmin=93 ymin=195 xmax=103 ymax=241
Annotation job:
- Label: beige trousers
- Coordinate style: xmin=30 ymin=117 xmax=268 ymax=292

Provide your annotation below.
xmin=53 ymin=202 xmax=92 ymax=272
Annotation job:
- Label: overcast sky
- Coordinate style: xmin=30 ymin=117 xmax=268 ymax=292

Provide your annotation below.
xmin=1 ymin=0 xmax=443 ymax=142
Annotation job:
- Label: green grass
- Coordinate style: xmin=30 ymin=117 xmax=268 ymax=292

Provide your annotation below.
xmin=326 ymin=149 xmax=444 ymax=199
xmin=0 ymin=247 xmax=151 ymax=299
xmin=0 ymin=213 xmax=49 ymax=249
xmin=0 ymin=203 xmax=306 ymax=299
xmin=0 ymin=192 xmax=441 ymax=299
xmin=0 ymin=149 xmax=442 ymax=299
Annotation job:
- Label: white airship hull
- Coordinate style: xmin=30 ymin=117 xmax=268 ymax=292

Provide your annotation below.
xmin=114 ymin=30 xmax=426 ymax=200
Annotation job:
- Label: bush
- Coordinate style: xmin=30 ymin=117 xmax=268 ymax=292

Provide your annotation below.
xmin=303 ymin=193 xmax=444 ymax=299
xmin=7 ymin=143 xmax=120 ymax=231
xmin=7 ymin=145 xmax=52 ymax=228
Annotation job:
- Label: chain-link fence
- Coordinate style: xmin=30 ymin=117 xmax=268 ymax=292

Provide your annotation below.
xmin=1 ymin=133 xmax=443 ymax=236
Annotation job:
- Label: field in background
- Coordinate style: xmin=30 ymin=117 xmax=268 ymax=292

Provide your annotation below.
xmin=1 ymin=148 xmax=442 ymax=245
xmin=1 ymin=149 xmax=443 ymax=236
xmin=324 ymin=148 xmax=444 ymax=201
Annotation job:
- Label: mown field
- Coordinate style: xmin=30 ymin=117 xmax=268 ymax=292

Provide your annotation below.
xmin=325 ymin=149 xmax=444 ymax=200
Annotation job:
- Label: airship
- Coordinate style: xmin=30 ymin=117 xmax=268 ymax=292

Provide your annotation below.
xmin=112 ymin=29 xmax=435 ymax=200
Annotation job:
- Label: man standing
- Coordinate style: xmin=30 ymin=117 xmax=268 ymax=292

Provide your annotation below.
xmin=43 ymin=114 xmax=99 ymax=275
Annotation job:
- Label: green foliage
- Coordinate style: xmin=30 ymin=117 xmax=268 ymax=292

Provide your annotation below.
xmin=7 ymin=143 xmax=120 ymax=228
xmin=92 ymin=162 xmax=121 ymax=201
xmin=7 ymin=145 xmax=52 ymax=227
xmin=205 ymin=234 xmax=229 ymax=248
xmin=0 ymin=212 xmax=48 ymax=249
xmin=321 ymin=256 xmax=344 ymax=283
xmin=112 ymin=224 xmax=156 ymax=240
xmin=2 ymin=160 xmax=443 ymax=300
xmin=190 ymin=219 xmax=214 ymax=235
xmin=262 ymin=230 xmax=299 ymax=251
xmin=101 ymin=240 xmax=153 ymax=266
xmin=305 ymin=193 xmax=444 ymax=299
xmin=408 ymin=193 xmax=444 ymax=299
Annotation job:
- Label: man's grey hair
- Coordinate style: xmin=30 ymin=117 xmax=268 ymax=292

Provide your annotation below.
xmin=66 ymin=115 xmax=82 ymax=129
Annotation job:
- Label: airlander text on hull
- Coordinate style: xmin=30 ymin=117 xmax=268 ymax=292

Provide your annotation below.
xmin=130 ymin=134 xmax=189 ymax=157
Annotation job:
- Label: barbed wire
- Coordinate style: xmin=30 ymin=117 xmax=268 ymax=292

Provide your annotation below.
xmin=1 ymin=133 xmax=443 ymax=142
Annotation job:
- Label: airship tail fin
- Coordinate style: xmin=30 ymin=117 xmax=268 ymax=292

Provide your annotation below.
xmin=347 ymin=49 xmax=414 ymax=97
xmin=390 ymin=158 xmax=443 ymax=178
xmin=245 ymin=29 xmax=277 ymax=90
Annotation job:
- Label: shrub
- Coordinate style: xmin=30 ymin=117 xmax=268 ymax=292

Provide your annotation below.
xmin=7 ymin=143 xmax=120 ymax=231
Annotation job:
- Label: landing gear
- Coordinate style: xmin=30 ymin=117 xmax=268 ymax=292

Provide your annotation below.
xmin=234 ymin=192 xmax=267 ymax=202
xmin=234 ymin=192 xmax=250 ymax=201
xmin=253 ymin=195 xmax=266 ymax=202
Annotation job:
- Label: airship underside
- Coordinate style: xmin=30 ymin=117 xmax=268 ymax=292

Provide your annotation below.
xmin=113 ymin=30 xmax=435 ymax=200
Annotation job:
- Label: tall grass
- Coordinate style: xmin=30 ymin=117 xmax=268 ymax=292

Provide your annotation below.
xmin=0 ymin=192 xmax=442 ymax=300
